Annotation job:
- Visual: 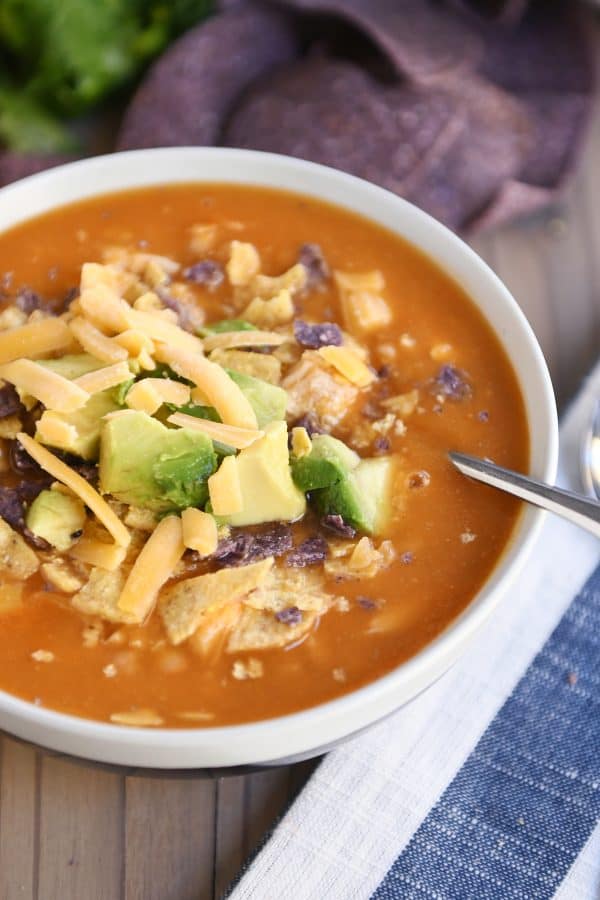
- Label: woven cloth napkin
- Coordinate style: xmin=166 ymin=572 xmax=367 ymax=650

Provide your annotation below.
xmin=229 ymin=360 xmax=600 ymax=900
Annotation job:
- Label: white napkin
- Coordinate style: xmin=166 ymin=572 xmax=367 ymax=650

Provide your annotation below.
xmin=230 ymin=361 xmax=600 ymax=900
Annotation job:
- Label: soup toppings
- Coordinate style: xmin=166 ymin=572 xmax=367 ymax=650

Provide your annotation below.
xmin=0 ymin=185 xmax=527 ymax=727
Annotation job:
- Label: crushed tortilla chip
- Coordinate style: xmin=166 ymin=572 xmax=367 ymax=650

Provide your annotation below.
xmin=291 ymin=426 xmax=312 ymax=458
xmin=71 ymin=567 xmax=138 ymax=625
xmin=208 ymin=348 xmax=282 ymax=384
xmin=110 ymin=709 xmax=164 ymax=727
xmin=227 ymin=607 xmax=318 ymax=653
xmin=31 ymin=649 xmax=54 ymax=663
xmin=243 ymin=566 xmax=331 ymax=615
xmin=188 ymin=223 xmax=218 ymax=255
xmin=242 ymin=288 xmax=294 ymax=329
xmin=382 ymin=390 xmax=419 ymax=417
xmin=334 ymin=269 xmax=385 ymax=294
xmin=160 ymin=557 xmax=274 ymax=645
xmin=41 ymin=559 xmax=85 ymax=594
xmin=0 ymin=518 xmax=39 ymax=579
xmin=226 ymin=241 xmax=260 ymax=286
xmin=251 ymin=263 xmax=307 ymax=300
xmin=232 ymin=658 xmax=264 ymax=680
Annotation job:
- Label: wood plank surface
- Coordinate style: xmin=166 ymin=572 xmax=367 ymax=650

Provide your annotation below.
xmin=1 ymin=31 xmax=600 ymax=899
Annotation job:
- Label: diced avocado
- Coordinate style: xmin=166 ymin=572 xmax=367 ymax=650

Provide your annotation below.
xmin=36 ymin=390 xmax=120 ymax=460
xmin=222 ymin=421 xmax=306 ymax=527
xmin=38 ymin=354 xmax=105 ymax=380
xmin=26 ymin=489 xmax=86 ymax=551
xmin=314 ymin=455 xmax=396 ymax=535
xmin=291 ymin=434 xmax=360 ymax=491
xmin=226 ymin=369 xmax=287 ymax=427
xmin=99 ymin=411 xmax=216 ymax=511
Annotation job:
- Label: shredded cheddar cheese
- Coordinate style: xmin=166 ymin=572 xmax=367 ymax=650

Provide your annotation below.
xmin=70 ymin=316 xmax=129 ymax=363
xmin=0 ymin=359 xmax=90 ymax=412
xmin=68 ymin=537 xmax=127 ymax=572
xmin=208 ymin=455 xmax=243 ymax=516
xmin=202 ymin=330 xmax=287 ymax=352
xmin=155 ymin=344 xmax=258 ymax=430
xmin=74 ymin=361 xmax=132 ymax=394
xmin=317 ymin=345 xmax=376 ymax=388
xmin=16 ymin=433 xmax=130 ymax=547
xmin=121 ymin=307 xmax=204 ymax=355
xmin=291 ymin=426 xmax=312 ymax=458
xmin=167 ymin=413 xmax=264 ymax=449
xmin=36 ymin=413 xmax=79 ymax=447
xmin=181 ymin=508 xmax=218 ymax=555
xmin=118 ymin=515 xmax=185 ymax=621
xmin=0 ymin=318 xmax=72 ymax=365
xmin=126 ymin=378 xmax=190 ymax=415
xmin=79 ymin=285 xmax=131 ymax=333
xmin=113 ymin=329 xmax=156 ymax=370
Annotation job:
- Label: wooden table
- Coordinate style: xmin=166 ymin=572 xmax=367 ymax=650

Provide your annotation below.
xmin=2 ymin=59 xmax=600 ymax=900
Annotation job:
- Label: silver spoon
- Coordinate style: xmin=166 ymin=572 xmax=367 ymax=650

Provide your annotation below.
xmin=449 ymin=451 xmax=600 ymax=540
xmin=580 ymin=399 xmax=600 ymax=500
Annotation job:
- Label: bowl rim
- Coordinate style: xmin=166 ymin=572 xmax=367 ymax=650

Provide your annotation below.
xmin=0 ymin=147 xmax=559 ymax=768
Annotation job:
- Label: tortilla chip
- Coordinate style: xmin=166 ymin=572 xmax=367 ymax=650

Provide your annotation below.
xmin=0 ymin=517 xmax=39 ymax=579
xmin=0 ymin=152 xmax=74 ymax=188
xmin=227 ymin=607 xmax=318 ymax=653
xmin=208 ymin=349 xmax=282 ymax=385
xmin=160 ymin=557 xmax=274 ymax=645
xmin=272 ymin=0 xmax=482 ymax=83
xmin=244 ymin=565 xmax=332 ymax=614
xmin=118 ymin=7 xmax=299 ymax=150
xmin=72 ymin=567 xmax=138 ymax=625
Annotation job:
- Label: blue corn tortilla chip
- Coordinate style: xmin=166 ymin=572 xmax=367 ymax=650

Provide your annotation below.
xmin=224 ymin=57 xmax=531 ymax=230
xmin=286 ymin=535 xmax=329 ymax=567
xmin=118 ymin=6 xmax=299 ymax=150
xmin=182 ymin=259 xmax=224 ymax=289
xmin=431 ymin=365 xmax=472 ymax=400
xmin=0 ymin=151 xmax=74 ymax=188
xmin=270 ymin=0 xmax=483 ymax=84
xmin=275 ymin=606 xmax=303 ymax=625
xmin=298 ymin=243 xmax=330 ymax=288
xmin=213 ymin=524 xmax=293 ymax=567
xmin=294 ymin=320 xmax=342 ymax=349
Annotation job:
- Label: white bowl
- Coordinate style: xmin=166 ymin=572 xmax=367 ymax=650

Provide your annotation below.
xmin=0 ymin=148 xmax=558 ymax=770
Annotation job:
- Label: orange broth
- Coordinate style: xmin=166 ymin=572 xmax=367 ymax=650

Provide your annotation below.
xmin=0 ymin=184 xmax=528 ymax=726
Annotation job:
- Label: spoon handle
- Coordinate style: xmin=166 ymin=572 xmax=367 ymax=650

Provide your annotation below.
xmin=449 ymin=451 xmax=600 ymax=540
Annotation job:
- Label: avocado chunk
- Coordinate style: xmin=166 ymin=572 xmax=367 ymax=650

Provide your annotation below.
xmin=36 ymin=390 xmax=121 ymax=460
xmin=291 ymin=434 xmax=360 ymax=491
xmin=221 ymin=421 xmax=306 ymax=527
xmin=99 ymin=411 xmax=216 ymax=511
xmin=314 ymin=456 xmax=396 ymax=535
xmin=226 ymin=370 xmax=287 ymax=428
xmin=293 ymin=435 xmax=395 ymax=535
xmin=38 ymin=354 xmax=105 ymax=380
xmin=26 ymin=489 xmax=86 ymax=551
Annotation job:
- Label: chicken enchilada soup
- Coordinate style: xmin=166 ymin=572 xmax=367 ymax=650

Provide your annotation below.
xmin=0 ymin=185 xmax=528 ymax=727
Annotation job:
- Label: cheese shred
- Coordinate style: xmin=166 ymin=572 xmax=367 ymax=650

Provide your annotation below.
xmin=118 ymin=515 xmax=185 ymax=621
xmin=155 ymin=344 xmax=258 ymax=430
xmin=167 ymin=413 xmax=264 ymax=449
xmin=0 ymin=318 xmax=72 ymax=365
xmin=16 ymin=433 xmax=130 ymax=548
xmin=0 ymin=359 xmax=90 ymax=412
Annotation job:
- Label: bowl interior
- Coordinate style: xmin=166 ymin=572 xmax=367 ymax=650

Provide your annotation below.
xmin=0 ymin=148 xmax=558 ymax=768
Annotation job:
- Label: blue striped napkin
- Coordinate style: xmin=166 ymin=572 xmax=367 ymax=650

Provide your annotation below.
xmin=229 ymin=360 xmax=600 ymax=900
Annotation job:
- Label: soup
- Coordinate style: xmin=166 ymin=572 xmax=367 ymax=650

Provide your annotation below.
xmin=0 ymin=184 xmax=528 ymax=727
